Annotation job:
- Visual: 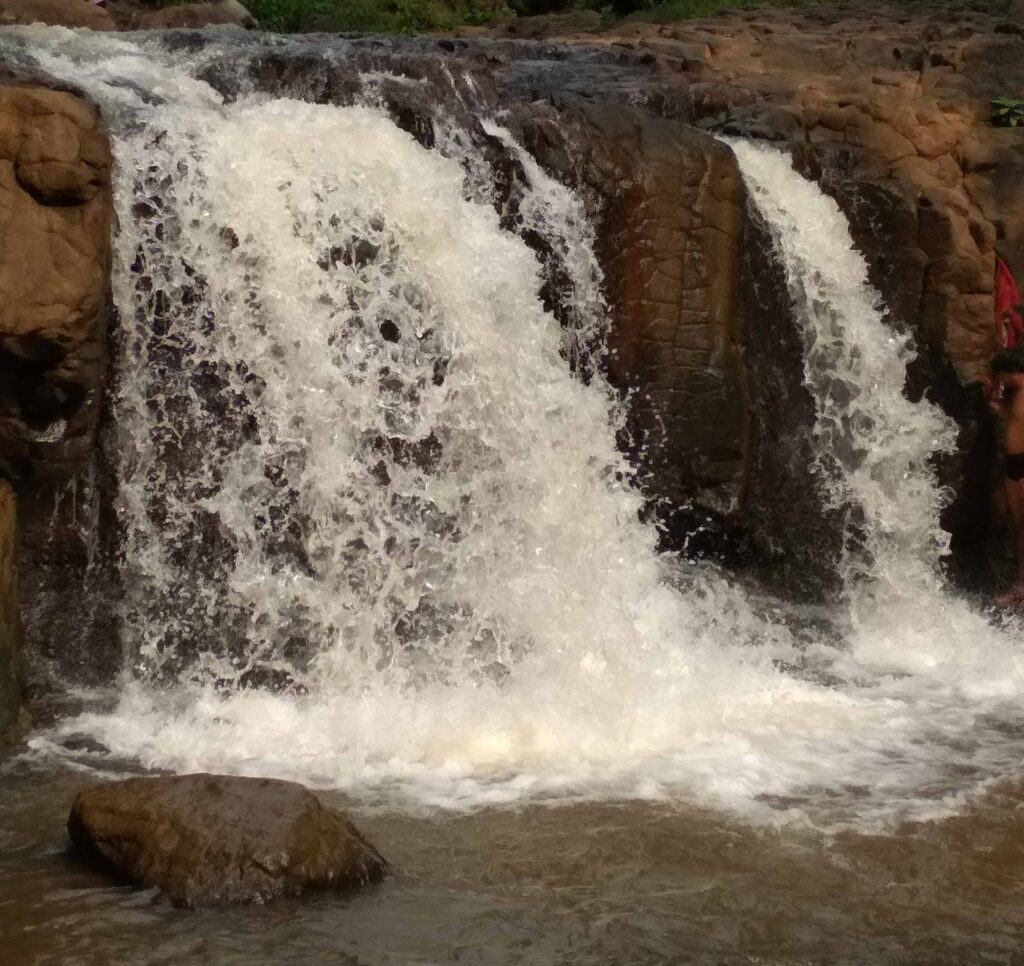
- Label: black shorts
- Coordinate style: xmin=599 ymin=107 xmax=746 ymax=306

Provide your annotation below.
xmin=1007 ymin=453 xmax=1024 ymax=481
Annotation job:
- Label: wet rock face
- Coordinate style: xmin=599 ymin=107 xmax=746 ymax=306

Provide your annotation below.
xmin=68 ymin=774 xmax=388 ymax=906
xmin=503 ymin=1 xmax=1024 ymax=584
xmin=419 ymin=12 xmax=1024 ymax=580
xmin=512 ymin=101 xmax=747 ymax=531
xmin=670 ymin=2 xmax=1024 ymax=581
xmin=0 ymin=84 xmax=111 ymax=484
xmin=740 ymin=206 xmax=843 ymax=600
xmin=0 ymin=81 xmax=115 ymax=686
xmin=3 ymin=2 xmax=1017 ymax=647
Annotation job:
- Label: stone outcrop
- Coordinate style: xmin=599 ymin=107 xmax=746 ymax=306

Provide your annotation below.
xmin=0 ymin=0 xmax=116 ymax=31
xmin=0 ymin=81 xmax=114 ymax=684
xmin=68 ymin=774 xmax=388 ymax=906
xmin=499 ymin=1 xmax=1024 ymax=585
xmin=512 ymin=102 xmax=748 ymax=541
xmin=0 ymin=84 xmax=110 ymax=487
xmin=0 ymin=480 xmax=20 ymax=734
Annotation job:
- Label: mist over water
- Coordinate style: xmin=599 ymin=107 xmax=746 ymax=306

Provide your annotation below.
xmin=5 ymin=28 xmax=1024 ymax=830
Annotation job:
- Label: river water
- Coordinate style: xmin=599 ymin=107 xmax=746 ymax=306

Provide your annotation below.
xmin=1 ymin=24 xmax=1023 ymax=962
xmin=4 ymin=755 xmax=1024 ymax=962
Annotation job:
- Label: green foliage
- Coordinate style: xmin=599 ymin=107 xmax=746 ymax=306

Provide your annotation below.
xmin=992 ymin=95 xmax=1024 ymax=128
xmin=243 ymin=0 xmax=329 ymax=31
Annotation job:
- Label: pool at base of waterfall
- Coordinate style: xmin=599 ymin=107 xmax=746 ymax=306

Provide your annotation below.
xmin=3 ymin=754 xmax=1024 ymax=964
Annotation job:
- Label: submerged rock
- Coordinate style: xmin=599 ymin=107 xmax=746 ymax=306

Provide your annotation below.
xmin=68 ymin=773 xmax=387 ymax=906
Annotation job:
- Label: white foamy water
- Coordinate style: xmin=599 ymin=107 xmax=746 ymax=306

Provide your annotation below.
xmin=4 ymin=28 xmax=1023 ymax=829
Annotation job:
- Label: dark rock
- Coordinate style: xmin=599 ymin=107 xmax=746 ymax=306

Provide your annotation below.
xmin=511 ymin=101 xmax=747 ymax=534
xmin=68 ymin=774 xmax=387 ymax=906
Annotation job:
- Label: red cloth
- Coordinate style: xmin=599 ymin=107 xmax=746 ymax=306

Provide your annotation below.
xmin=996 ymin=256 xmax=1024 ymax=348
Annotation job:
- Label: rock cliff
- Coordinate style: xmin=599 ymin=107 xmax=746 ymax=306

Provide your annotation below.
xmin=0 ymin=78 xmax=113 ymax=707
xmin=512 ymin=0 xmax=1024 ymax=585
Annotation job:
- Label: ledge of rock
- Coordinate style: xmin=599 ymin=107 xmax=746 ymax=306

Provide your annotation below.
xmin=68 ymin=774 xmax=388 ymax=906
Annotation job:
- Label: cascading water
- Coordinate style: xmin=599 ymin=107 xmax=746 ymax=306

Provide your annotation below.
xmin=5 ymin=27 xmax=1024 ymax=829
xmin=731 ymin=140 xmax=1024 ymax=681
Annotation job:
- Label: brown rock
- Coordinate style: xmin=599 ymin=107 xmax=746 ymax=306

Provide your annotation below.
xmin=0 ymin=80 xmax=117 ymax=687
xmin=0 ymin=85 xmax=110 ymax=468
xmin=513 ymin=102 xmax=747 ymax=539
xmin=68 ymin=774 xmax=388 ymax=906
xmin=0 ymin=0 xmax=116 ymax=30
xmin=532 ymin=2 xmax=1024 ymax=583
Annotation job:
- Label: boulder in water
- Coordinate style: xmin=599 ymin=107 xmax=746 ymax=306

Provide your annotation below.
xmin=67 ymin=774 xmax=387 ymax=906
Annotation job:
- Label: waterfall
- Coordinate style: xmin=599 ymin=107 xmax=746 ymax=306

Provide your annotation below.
xmin=6 ymin=27 xmax=1024 ymax=829
xmin=730 ymin=140 xmax=1024 ymax=678
xmin=728 ymin=139 xmax=958 ymax=586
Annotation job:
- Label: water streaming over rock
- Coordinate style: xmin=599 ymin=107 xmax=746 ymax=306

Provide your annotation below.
xmin=731 ymin=140 xmax=1024 ymax=681
xmin=4 ymin=27 xmax=1024 ymax=829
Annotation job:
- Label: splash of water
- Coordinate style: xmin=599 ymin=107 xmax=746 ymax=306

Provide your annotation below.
xmin=5 ymin=28 xmax=1024 ymax=829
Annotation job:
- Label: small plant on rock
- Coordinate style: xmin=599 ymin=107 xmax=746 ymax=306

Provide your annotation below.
xmin=991 ymin=95 xmax=1024 ymax=128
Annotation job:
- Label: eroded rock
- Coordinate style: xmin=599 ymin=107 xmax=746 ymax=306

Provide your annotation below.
xmin=0 ymin=84 xmax=111 ymax=480
xmin=515 ymin=103 xmax=747 ymax=530
xmin=0 ymin=81 xmax=115 ymax=682
xmin=68 ymin=774 xmax=388 ymax=906
xmin=502 ymin=1 xmax=1024 ymax=584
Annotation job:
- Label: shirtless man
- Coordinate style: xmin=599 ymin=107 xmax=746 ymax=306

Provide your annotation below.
xmin=983 ymin=347 xmax=1024 ymax=604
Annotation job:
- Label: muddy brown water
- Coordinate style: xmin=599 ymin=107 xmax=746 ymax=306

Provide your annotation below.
xmin=2 ymin=757 xmax=1024 ymax=964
